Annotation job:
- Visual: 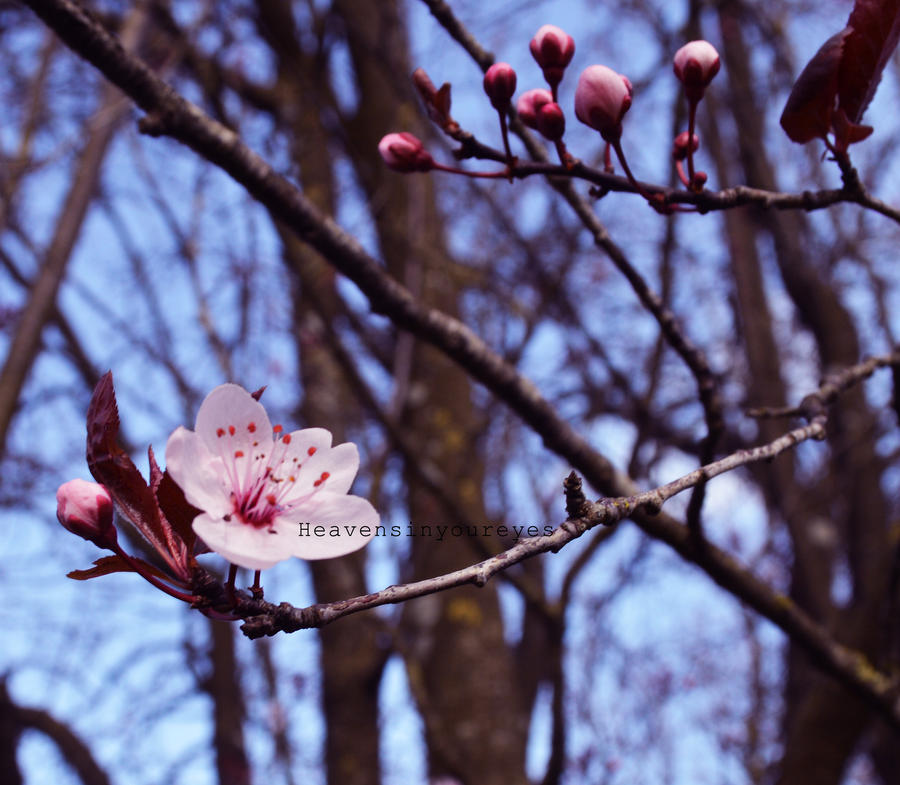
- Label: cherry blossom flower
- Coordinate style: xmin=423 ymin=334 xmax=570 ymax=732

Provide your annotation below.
xmin=165 ymin=384 xmax=378 ymax=570
xmin=56 ymin=479 xmax=116 ymax=547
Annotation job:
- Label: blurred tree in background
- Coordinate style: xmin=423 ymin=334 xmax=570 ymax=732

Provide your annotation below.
xmin=2 ymin=1 xmax=900 ymax=784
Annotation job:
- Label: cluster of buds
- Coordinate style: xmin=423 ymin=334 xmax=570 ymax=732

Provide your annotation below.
xmin=672 ymin=40 xmax=720 ymax=190
xmin=377 ymin=25 xmax=722 ymax=207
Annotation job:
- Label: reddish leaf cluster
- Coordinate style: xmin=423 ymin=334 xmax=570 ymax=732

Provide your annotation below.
xmin=781 ymin=0 xmax=900 ymax=150
xmin=70 ymin=373 xmax=204 ymax=596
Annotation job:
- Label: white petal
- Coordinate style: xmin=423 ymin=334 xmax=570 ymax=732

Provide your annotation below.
xmin=164 ymin=426 xmax=230 ymax=518
xmin=277 ymin=427 xmax=334 ymax=482
xmin=195 ymin=383 xmax=273 ymax=455
xmin=192 ymin=513 xmax=295 ymax=571
xmin=290 ymin=441 xmax=359 ymax=498
xmin=287 ymin=493 xmax=379 ymax=559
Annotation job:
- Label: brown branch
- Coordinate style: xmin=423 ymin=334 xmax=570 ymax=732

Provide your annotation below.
xmin=25 ymin=0 xmax=900 ymax=732
xmin=1 ymin=682 xmax=112 ymax=785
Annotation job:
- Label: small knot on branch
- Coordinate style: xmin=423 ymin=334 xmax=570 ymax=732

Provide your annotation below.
xmin=564 ymin=471 xmax=589 ymax=519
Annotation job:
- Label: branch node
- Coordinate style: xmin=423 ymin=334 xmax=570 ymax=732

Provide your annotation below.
xmin=563 ymin=471 xmax=589 ymax=519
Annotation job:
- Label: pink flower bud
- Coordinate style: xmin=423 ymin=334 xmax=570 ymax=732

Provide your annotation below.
xmin=530 ymin=25 xmax=575 ymax=88
xmin=671 ymin=131 xmax=699 ymax=161
xmin=574 ymin=65 xmax=633 ymax=143
xmin=56 ymin=479 xmax=117 ymax=547
xmin=483 ymin=62 xmax=517 ymax=110
xmin=673 ymin=40 xmax=720 ymax=101
xmin=378 ymin=132 xmax=435 ymax=173
xmin=536 ymin=102 xmax=566 ymax=141
xmin=516 ymin=88 xmax=553 ymax=130
xmin=691 ymin=171 xmax=708 ymax=188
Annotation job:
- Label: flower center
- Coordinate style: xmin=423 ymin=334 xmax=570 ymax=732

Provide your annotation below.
xmin=212 ymin=420 xmax=330 ymax=529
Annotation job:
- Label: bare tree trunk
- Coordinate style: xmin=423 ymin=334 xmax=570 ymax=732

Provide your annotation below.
xmin=253 ymin=3 xmax=385 ymax=783
xmin=0 ymin=5 xmax=150 ymax=456
xmin=716 ymin=3 xmax=897 ymax=781
xmin=204 ymin=619 xmax=252 ymax=785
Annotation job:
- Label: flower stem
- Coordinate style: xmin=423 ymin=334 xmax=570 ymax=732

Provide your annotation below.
xmin=432 ymin=162 xmax=510 ymax=179
xmin=112 ymin=545 xmax=199 ymax=604
xmin=686 ymin=100 xmax=698 ymax=187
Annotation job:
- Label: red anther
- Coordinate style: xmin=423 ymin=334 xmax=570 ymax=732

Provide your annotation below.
xmin=248 ymin=422 xmax=256 ymax=433
xmin=308 ymin=447 xmax=317 ymax=456
xmin=228 ymin=425 xmax=236 ymax=435
xmin=234 ymin=450 xmax=244 ymax=458
xmin=282 ymin=434 xmax=291 ymax=444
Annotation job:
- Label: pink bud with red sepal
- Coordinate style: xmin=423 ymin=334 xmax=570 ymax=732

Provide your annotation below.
xmin=537 ymin=102 xmax=566 ymax=141
xmin=574 ymin=65 xmax=633 ymax=143
xmin=57 ymin=479 xmax=117 ymax=548
xmin=530 ymin=25 xmax=575 ymax=91
xmin=672 ymin=131 xmax=699 ymax=161
xmin=378 ymin=132 xmax=435 ymax=172
xmin=673 ymin=40 xmax=720 ymax=102
xmin=516 ymin=88 xmax=554 ymax=130
xmin=483 ymin=63 xmax=517 ymax=110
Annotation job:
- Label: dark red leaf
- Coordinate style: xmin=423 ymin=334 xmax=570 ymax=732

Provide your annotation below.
xmin=411 ymin=67 xmax=457 ymax=132
xmin=842 ymin=0 xmax=900 ymax=122
xmin=67 ymin=554 xmax=135 ymax=580
xmin=67 ymin=554 xmax=176 ymax=583
xmin=781 ymin=0 xmax=900 ymax=147
xmin=85 ymin=374 xmax=185 ymax=577
xmin=156 ymin=467 xmax=201 ymax=557
xmin=780 ymin=29 xmax=848 ymax=143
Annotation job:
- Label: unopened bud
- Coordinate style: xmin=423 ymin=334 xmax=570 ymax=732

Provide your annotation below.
xmin=691 ymin=170 xmax=708 ymax=189
xmin=673 ymin=40 xmax=720 ymax=102
xmin=672 ymin=131 xmax=700 ymax=161
xmin=537 ymin=102 xmax=566 ymax=141
xmin=516 ymin=88 xmax=554 ymax=130
xmin=530 ymin=24 xmax=575 ymax=89
xmin=378 ymin=132 xmax=435 ymax=172
xmin=484 ymin=62 xmax=517 ymax=110
xmin=574 ymin=65 xmax=633 ymax=143
xmin=56 ymin=479 xmax=117 ymax=548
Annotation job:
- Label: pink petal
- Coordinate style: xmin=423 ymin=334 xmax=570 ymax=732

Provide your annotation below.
xmin=279 ymin=427 xmax=334 ymax=477
xmin=192 ymin=513 xmax=295 ymax=570
xmin=287 ymin=493 xmax=380 ymax=560
xmin=164 ymin=426 xmax=231 ymax=518
xmin=290 ymin=441 xmax=360 ymax=498
xmin=195 ymin=383 xmax=273 ymax=455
